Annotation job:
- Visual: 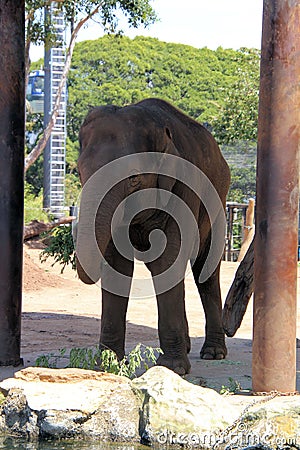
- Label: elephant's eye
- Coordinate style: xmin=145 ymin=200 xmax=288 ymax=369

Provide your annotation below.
xmin=129 ymin=174 xmax=140 ymax=186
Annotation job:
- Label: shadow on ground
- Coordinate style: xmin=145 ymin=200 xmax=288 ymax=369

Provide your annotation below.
xmin=1 ymin=311 xmax=300 ymax=394
xmin=2 ymin=311 xmax=251 ymax=392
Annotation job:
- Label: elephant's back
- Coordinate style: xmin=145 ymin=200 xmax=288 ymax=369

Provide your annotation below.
xmin=135 ymin=98 xmax=230 ymax=199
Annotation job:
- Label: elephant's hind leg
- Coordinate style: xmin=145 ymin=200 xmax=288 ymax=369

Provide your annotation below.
xmin=192 ymin=257 xmax=227 ymax=360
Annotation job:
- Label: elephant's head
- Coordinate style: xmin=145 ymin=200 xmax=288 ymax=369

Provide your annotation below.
xmin=75 ymin=104 xmax=180 ymax=284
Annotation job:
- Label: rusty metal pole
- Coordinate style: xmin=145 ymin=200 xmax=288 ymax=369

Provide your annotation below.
xmin=0 ymin=1 xmax=25 ymax=366
xmin=253 ymin=0 xmax=300 ymax=392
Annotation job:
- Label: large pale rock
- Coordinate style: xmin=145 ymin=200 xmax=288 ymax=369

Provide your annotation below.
xmin=208 ymin=394 xmax=300 ymax=449
xmin=13 ymin=367 xmax=122 ymax=383
xmin=0 ymin=367 xmax=140 ymax=441
xmin=131 ymin=365 xmax=241 ymax=446
xmin=234 ymin=396 xmax=300 ymax=449
xmin=1 ymin=365 xmax=300 ymax=448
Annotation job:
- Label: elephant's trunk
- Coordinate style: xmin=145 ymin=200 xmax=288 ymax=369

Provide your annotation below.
xmin=76 ymin=182 xmax=125 ymax=285
xmin=76 ymin=255 xmax=95 ymax=284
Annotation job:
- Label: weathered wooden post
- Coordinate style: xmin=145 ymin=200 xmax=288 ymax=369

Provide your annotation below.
xmin=253 ymin=0 xmax=300 ymax=392
xmin=237 ymin=198 xmax=255 ymax=262
xmin=0 ymin=1 xmax=25 ymax=366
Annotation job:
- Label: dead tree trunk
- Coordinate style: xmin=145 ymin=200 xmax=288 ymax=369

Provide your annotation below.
xmin=237 ymin=198 xmax=255 ymax=262
xmin=24 ymin=217 xmax=75 ymax=241
xmin=222 ymin=237 xmax=254 ymax=337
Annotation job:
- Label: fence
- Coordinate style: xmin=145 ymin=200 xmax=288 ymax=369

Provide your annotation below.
xmin=224 ymin=201 xmax=300 ymax=261
xmin=224 ymin=202 xmax=248 ymax=261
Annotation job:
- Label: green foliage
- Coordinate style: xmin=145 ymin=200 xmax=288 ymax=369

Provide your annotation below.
xmin=220 ymin=377 xmax=242 ymax=395
xmin=40 ymin=224 xmax=76 ymax=272
xmin=35 ymin=344 xmax=162 ymax=379
xmin=67 ymin=36 xmax=260 ymax=143
xmin=65 ymin=173 xmax=81 ymax=207
xmin=25 ymin=157 xmax=43 ymax=196
xmin=222 ymin=141 xmax=257 ymax=202
xmin=25 ymin=0 xmax=157 ymax=193
xmin=212 ymin=49 xmax=260 ymax=144
xmin=24 ymin=183 xmax=49 ymax=224
xmin=69 ymin=344 xmax=162 ymax=378
xmin=25 ymin=112 xmax=45 ymax=195
xmin=27 ymin=36 xmax=260 ymax=213
xmin=68 ymin=347 xmax=109 ymax=371
xmin=26 ymin=0 xmax=157 ymax=49
xmin=35 ymin=348 xmax=67 ymax=368
xmin=228 ymin=166 xmax=256 ymax=203
xmin=66 ymin=137 xmax=79 ymax=174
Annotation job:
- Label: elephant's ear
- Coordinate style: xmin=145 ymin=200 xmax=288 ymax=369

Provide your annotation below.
xmin=157 ymin=127 xmax=180 ymax=207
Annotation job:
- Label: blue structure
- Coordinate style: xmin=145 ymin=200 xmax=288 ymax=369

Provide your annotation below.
xmin=26 ymin=70 xmax=44 ymax=113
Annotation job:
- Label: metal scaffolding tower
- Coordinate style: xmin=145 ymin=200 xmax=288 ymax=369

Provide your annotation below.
xmin=43 ymin=3 xmax=66 ymax=218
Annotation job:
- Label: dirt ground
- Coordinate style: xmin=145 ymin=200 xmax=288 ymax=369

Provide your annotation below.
xmin=1 ymin=242 xmax=300 ymax=392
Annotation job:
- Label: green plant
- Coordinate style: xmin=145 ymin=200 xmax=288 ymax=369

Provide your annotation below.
xmin=70 ymin=344 xmax=163 ymax=378
xmin=24 ymin=182 xmax=49 ymax=224
xmin=35 ymin=348 xmax=67 ymax=368
xmin=220 ymin=377 xmax=242 ymax=395
xmin=40 ymin=224 xmax=76 ymax=273
xmin=35 ymin=344 xmax=162 ymax=379
xmin=65 ymin=172 xmax=81 ymax=207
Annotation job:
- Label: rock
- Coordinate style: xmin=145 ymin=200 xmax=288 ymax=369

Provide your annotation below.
xmin=0 ymin=388 xmax=38 ymax=439
xmin=131 ymin=365 xmax=241 ymax=446
xmin=213 ymin=394 xmax=300 ymax=450
xmin=14 ymin=366 xmax=126 ymax=384
xmin=1 ymin=366 xmax=300 ymax=448
xmin=0 ymin=367 xmax=140 ymax=441
xmin=236 ymin=396 xmax=300 ymax=449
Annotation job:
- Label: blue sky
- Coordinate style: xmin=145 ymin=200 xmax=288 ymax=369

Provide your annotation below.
xmin=30 ymin=0 xmax=264 ymax=61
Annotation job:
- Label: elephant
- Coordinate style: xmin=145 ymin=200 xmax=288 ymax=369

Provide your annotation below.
xmin=75 ymin=98 xmax=230 ymax=375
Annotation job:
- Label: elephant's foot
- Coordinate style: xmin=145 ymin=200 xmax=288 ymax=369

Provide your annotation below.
xmin=99 ymin=342 xmax=125 ymax=361
xmin=157 ymin=353 xmax=191 ymax=375
xmin=200 ymin=338 xmax=227 ymax=360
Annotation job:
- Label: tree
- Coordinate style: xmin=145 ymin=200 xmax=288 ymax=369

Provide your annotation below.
xmin=212 ymin=48 xmax=260 ymax=144
xmin=67 ymin=36 xmax=259 ymax=143
xmin=27 ymin=36 xmax=261 ymax=203
xmin=25 ymin=0 xmax=157 ymax=171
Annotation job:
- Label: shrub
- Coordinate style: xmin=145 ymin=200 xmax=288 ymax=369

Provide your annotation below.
xmin=35 ymin=344 xmax=163 ymax=379
xmin=40 ymin=224 xmax=76 ymax=272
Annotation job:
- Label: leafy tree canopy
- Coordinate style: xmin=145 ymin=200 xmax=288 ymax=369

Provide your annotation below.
xmin=26 ymin=0 xmax=157 ymax=48
xmin=66 ymin=35 xmax=260 ymax=144
xmin=29 ymin=36 xmax=260 ymax=205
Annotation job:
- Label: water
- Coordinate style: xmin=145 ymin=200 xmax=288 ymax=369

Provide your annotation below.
xmin=1 ymin=436 xmax=292 ymax=450
xmin=0 ymin=438 xmax=150 ymax=450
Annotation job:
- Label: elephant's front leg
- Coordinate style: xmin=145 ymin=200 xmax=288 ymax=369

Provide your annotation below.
xmin=100 ymin=237 xmax=134 ymax=360
xmin=100 ymin=291 xmax=130 ymax=360
xmin=155 ymin=281 xmax=191 ymax=375
xmin=146 ymin=220 xmax=191 ymax=375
